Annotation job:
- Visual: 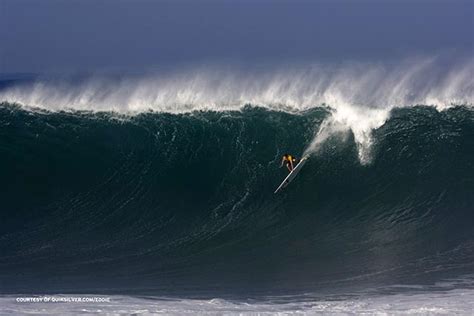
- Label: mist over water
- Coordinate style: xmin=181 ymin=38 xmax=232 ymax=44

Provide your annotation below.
xmin=3 ymin=58 xmax=472 ymax=112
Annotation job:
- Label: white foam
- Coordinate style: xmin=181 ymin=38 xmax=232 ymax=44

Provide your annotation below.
xmin=1 ymin=288 xmax=473 ymax=315
xmin=303 ymin=105 xmax=389 ymax=163
xmin=2 ymin=58 xmax=472 ymax=113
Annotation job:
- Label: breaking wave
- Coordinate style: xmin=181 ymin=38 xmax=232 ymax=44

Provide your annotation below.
xmin=0 ymin=101 xmax=473 ymax=295
xmin=0 ymin=57 xmax=473 ymax=295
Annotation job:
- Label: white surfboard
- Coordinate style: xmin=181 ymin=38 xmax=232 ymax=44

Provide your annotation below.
xmin=274 ymin=156 xmax=308 ymax=194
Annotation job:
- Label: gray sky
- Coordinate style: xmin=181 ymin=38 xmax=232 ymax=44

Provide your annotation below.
xmin=1 ymin=0 xmax=473 ymax=73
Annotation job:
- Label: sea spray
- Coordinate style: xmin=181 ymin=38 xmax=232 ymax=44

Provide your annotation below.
xmin=303 ymin=105 xmax=389 ymax=164
xmin=1 ymin=58 xmax=472 ymax=113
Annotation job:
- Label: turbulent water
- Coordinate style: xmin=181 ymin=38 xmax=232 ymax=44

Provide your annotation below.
xmin=1 ymin=62 xmax=474 ymax=313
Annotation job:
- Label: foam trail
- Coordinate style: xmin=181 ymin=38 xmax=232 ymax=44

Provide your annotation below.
xmin=303 ymin=105 xmax=389 ymax=164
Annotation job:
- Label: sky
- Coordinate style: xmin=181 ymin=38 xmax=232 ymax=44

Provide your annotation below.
xmin=1 ymin=0 xmax=473 ymax=73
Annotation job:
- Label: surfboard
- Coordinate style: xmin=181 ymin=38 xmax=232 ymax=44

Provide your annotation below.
xmin=274 ymin=156 xmax=308 ymax=194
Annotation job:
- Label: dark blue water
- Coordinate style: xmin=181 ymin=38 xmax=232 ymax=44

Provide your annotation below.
xmin=1 ymin=98 xmax=473 ymax=297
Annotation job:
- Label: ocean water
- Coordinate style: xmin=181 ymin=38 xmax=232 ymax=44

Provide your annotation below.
xmin=0 ymin=60 xmax=473 ymax=314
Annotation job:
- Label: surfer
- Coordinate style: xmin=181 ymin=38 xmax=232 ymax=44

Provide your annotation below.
xmin=274 ymin=155 xmax=308 ymax=193
xmin=281 ymin=154 xmax=298 ymax=172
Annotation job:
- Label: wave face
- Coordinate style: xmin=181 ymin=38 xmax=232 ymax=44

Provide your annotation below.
xmin=1 ymin=98 xmax=473 ymax=295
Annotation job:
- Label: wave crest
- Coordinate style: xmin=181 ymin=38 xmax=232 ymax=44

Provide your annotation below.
xmin=1 ymin=57 xmax=472 ymax=163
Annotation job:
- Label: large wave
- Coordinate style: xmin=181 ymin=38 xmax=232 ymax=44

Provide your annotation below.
xmin=0 ymin=101 xmax=473 ymax=295
xmin=1 ymin=57 xmax=473 ymax=294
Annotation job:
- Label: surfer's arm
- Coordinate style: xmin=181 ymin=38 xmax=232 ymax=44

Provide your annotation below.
xmin=280 ymin=157 xmax=285 ymax=168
